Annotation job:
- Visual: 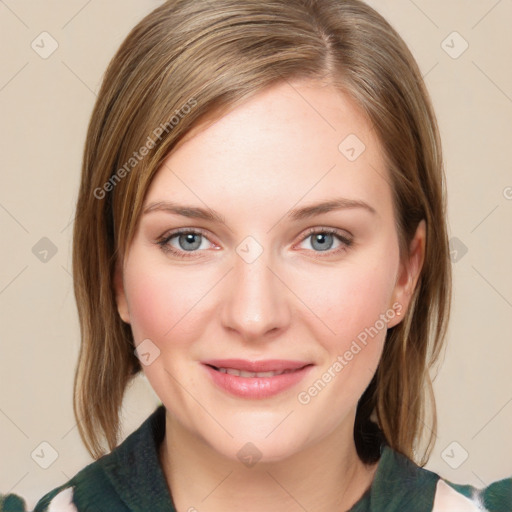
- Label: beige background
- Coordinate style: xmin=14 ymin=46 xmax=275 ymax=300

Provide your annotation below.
xmin=0 ymin=0 xmax=511 ymax=508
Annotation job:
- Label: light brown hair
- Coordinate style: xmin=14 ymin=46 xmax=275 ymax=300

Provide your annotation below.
xmin=72 ymin=0 xmax=451 ymax=464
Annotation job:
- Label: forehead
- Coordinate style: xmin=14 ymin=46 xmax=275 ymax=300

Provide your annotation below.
xmin=144 ymin=80 xmax=393 ymax=223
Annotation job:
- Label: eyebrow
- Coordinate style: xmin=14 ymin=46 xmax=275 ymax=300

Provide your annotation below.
xmin=143 ymin=201 xmax=226 ymax=223
xmin=287 ymin=198 xmax=377 ymax=220
xmin=143 ymin=197 xmax=377 ymax=223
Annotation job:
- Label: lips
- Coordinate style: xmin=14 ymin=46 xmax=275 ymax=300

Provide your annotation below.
xmin=201 ymin=359 xmax=314 ymax=399
xmin=212 ymin=367 xmax=295 ymax=378
xmin=202 ymin=358 xmax=311 ymax=373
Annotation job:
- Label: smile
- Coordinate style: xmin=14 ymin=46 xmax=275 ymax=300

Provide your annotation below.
xmin=201 ymin=359 xmax=314 ymax=399
xmin=209 ymin=366 xmax=298 ymax=378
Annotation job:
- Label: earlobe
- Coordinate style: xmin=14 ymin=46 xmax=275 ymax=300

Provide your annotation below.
xmin=113 ymin=260 xmax=131 ymax=324
xmin=388 ymin=220 xmax=426 ymax=328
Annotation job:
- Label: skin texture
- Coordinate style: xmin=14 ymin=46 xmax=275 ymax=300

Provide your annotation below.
xmin=114 ymin=79 xmax=425 ymax=511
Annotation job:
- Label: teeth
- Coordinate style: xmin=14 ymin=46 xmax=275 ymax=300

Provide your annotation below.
xmin=217 ymin=367 xmax=295 ymax=378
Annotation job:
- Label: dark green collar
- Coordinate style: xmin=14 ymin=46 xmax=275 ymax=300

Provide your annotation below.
xmin=349 ymin=443 xmax=439 ymax=511
xmin=99 ymin=405 xmax=176 ymax=512
xmin=99 ymin=405 xmax=440 ymax=512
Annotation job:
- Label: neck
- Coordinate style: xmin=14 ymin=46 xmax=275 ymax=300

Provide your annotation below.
xmin=159 ymin=410 xmax=379 ymax=512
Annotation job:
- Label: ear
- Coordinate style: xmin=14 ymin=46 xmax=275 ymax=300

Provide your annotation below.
xmin=113 ymin=260 xmax=131 ymax=324
xmin=387 ymin=220 xmax=426 ymax=328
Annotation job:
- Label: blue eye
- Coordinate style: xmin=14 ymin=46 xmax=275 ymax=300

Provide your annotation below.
xmin=298 ymin=228 xmax=353 ymax=256
xmin=175 ymin=232 xmax=203 ymax=251
xmin=157 ymin=229 xmax=213 ymax=258
xmin=310 ymin=232 xmax=335 ymax=251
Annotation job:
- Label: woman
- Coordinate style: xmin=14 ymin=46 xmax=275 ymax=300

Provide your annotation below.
xmin=27 ymin=0 xmax=511 ymax=510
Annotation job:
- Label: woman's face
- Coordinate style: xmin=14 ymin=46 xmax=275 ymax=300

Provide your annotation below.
xmin=115 ymin=80 xmax=423 ymax=463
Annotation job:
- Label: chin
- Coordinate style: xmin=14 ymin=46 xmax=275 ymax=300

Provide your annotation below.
xmin=202 ymin=420 xmax=314 ymax=466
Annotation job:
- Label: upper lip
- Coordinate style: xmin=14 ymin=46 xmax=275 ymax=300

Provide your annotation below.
xmin=202 ymin=359 xmax=312 ymax=372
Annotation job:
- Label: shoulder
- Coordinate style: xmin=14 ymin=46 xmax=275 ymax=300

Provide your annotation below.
xmin=33 ymin=487 xmax=77 ymax=512
xmin=434 ymin=476 xmax=512 ymax=512
xmin=33 ymin=458 xmax=125 ymax=512
xmin=352 ymin=444 xmax=511 ymax=512
xmin=34 ymin=406 xmax=168 ymax=512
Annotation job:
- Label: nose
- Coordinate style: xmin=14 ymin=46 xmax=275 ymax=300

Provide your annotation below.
xmin=220 ymin=248 xmax=291 ymax=343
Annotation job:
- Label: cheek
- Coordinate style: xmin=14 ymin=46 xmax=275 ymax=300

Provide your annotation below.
xmin=300 ymin=255 xmax=398 ymax=352
xmin=293 ymin=257 xmax=398 ymax=418
xmin=124 ymin=272 xmax=171 ymax=342
xmin=122 ymin=256 xmax=211 ymax=407
xmin=123 ymin=257 xmax=208 ymax=347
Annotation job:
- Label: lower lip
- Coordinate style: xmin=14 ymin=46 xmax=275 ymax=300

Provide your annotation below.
xmin=202 ymin=364 xmax=313 ymax=399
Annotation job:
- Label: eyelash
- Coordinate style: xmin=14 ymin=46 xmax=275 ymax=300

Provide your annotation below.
xmin=156 ymin=227 xmax=353 ymax=259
